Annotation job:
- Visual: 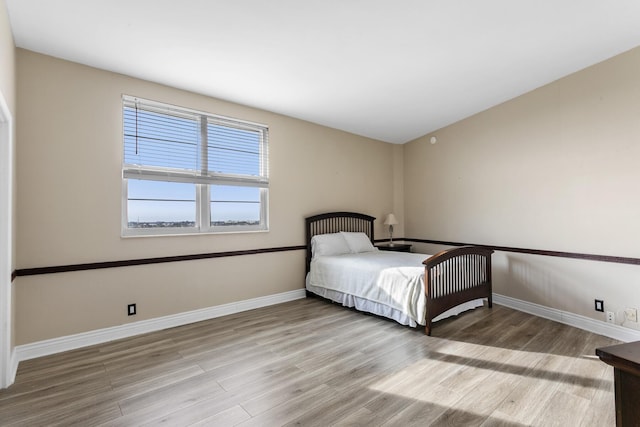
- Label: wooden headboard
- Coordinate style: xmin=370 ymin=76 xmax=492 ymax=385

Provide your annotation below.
xmin=305 ymin=212 xmax=375 ymax=272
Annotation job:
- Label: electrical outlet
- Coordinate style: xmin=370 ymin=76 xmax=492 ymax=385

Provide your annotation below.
xmin=625 ymin=308 xmax=638 ymax=323
xmin=595 ymin=299 xmax=604 ymax=312
xmin=127 ymin=303 xmax=137 ymax=316
xmin=606 ymin=311 xmax=615 ymax=323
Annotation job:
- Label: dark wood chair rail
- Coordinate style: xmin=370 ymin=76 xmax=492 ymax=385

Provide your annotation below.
xmin=11 ymin=235 xmax=640 ymax=282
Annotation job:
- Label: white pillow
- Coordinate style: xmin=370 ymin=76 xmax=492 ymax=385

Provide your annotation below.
xmin=311 ymin=233 xmax=352 ymax=258
xmin=340 ymin=232 xmax=377 ymax=253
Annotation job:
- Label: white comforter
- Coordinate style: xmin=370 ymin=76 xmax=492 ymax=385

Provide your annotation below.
xmin=307 ymin=251 xmax=429 ymax=326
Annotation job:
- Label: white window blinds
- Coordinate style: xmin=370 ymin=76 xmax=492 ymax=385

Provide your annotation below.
xmin=123 ymin=96 xmax=269 ymax=187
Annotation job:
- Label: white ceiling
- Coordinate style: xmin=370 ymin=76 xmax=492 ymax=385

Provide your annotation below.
xmin=6 ymin=1 xmax=640 ymax=144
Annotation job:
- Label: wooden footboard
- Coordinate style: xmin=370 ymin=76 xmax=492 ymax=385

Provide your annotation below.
xmin=423 ymin=246 xmax=494 ymax=335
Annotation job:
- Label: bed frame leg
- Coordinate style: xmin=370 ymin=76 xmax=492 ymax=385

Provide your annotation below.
xmin=425 ymin=320 xmax=432 ymax=336
xmin=488 ymin=295 xmax=493 ymax=308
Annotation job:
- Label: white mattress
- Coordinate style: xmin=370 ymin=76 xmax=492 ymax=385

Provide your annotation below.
xmin=306 ymin=251 xmax=483 ymax=327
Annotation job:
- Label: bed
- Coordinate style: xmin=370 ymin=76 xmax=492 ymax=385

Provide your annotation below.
xmin=305 ymin=211 xmax=494 ymax=335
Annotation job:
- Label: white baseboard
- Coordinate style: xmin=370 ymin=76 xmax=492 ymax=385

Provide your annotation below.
xmin=9 ymin=348 xmax=17 ymax=383
xmin=1 ymin=348 xmax=18 ymax=389
xmin=15 ymin=289 xmax=306 ymax=363
xmin=15 ymin=290 xmax=636 ymax=367
xmin=494 ymin=293 xmax=640 ymax=343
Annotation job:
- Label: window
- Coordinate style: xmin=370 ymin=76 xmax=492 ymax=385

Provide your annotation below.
xmin=122 ymin=96 xmax=269 ymax=236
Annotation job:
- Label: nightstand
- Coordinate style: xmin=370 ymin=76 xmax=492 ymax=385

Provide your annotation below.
xmin=376 ymin=243 xmax=412 ymax=253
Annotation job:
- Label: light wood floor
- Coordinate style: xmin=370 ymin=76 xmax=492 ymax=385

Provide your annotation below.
xmin=0 ymin=297 xmax=619 ymax=426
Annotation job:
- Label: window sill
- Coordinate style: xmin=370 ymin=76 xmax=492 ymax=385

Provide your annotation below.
xmin=121 ymin=227 xmax=269 ymax=238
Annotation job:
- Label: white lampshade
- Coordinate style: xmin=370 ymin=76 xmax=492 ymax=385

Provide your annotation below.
xmin=384 ymin=213 xmax=398 ymax=226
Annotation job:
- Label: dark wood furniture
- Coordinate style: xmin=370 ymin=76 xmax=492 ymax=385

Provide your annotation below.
xmin=376 ymin=243 xmax=412 ymax=252
xmin=596 ymin=341 xmax=640 ymax=426
xmin=305 ymin=211 xmax=494 ymax=335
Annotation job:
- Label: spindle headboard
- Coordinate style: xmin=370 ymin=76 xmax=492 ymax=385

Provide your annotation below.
xmin=305 ymin=212 xmax=375 ymax=272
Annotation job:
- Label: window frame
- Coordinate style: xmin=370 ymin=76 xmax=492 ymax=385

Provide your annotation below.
xmin=121 ymin=95 xmax=269 ymax=237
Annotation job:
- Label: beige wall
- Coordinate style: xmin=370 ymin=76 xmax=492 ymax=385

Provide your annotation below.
xmin=15 ymin=49 xmax=398 ymax=344
xmin=405 ymin=46 xmax=640 ymax=328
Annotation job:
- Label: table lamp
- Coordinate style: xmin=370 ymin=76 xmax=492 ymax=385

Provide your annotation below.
xmin=384 ymin=213 xmax=398 ymax=245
